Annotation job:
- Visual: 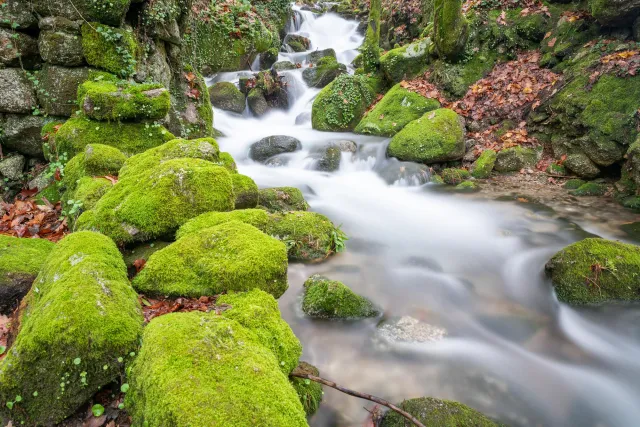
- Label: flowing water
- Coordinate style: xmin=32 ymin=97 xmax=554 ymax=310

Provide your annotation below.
xmin=209 ymin=7 xmax=640 ymax=426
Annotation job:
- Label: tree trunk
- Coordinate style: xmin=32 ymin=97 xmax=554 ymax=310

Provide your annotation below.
xmin=433 ymin=0 xmax=468 ymax=61
xmin=362 ymin=0 xmax=381 ymax=73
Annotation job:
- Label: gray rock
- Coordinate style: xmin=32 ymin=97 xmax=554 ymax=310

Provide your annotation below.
xmin=247 ymin=88 xmax=269 ymax=117
xmin=313 ymin=143 xmax=342 ymax=172
xmin=31 ymin=0 xmax=131 ymax=26
xmin=250 ymin=135 xmax=302 ymax=162
xmin=463 ymin=149 xmax=477 ymax=163
xmin=272 ymin=61 xmax=297 ymax=71
xmin=38 ymin=64 xmax=91 ymax=117
xmin=0 ymin=28 xmax=39 ymax=68
xmin=264 ymin=156 xmax=290 ymax=167
xmin=138 ymin=39 xmax=171 ymax=88
xmin=564 ymin=152 xmax=600 ymax=178
xmin=209 ymin=82 xmax=245 ymax=114
xmin=38 ymin=30 xmax=85 ymax=66
xmin=378 ymin=160 xmax=430 ymax=186
xmin=0 ymin=68 xmax=37 ymax=114
xmin=0 ymin=155 xmax=25 ymax=180
xmin=332 ymin=139 xmax=357 ymax=153
xmin=295 ymin=112 xmax=311 ymax=125
xmin=302 ymin=58 xmax=347 ymax=88
xmin=375 ymin=316 xmax=446 ymax=345
xmin=38 ymin=16 xmax=83 ymax=33
xmin=265 ymin=87 xmax=289 ymax=111
xmin=494 ymin=147 xmax=539 ymax=173
xmin=283 ymin=34 xmax=311 ymax=52
xmin=590 ymin=0 xmax=640 ymax=26
xmin=259 ymin=49 xmax=278 ymax=70
xmin=0 ymin=0 xmax=37 ymax=30
xmin=307 ymin=48 xmax=336 ymax=64
xmin=2 ymin=114 xmax=60 ymax=158
xmin=28 ymin=171 xmax=53 ymax=191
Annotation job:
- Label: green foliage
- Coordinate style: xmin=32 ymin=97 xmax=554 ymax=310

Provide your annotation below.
xmin=81 ymin=23 xmax=138 ymax=77
xmin=302 ymin=274 xmax=378 ymax=319
xmin=312 ymin=74 xmax=375 ymax=132
xmin=381 ymin=397 xmax=498 ymax=426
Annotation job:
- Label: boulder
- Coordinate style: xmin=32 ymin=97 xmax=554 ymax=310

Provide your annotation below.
xmin=266 ymin=211 xmax=339 ymax=262
xmin=380 ymin=38 xmax=430 ymax=83
xmin=471 ymin=149 xmax=497 ymax=178
xmin=441 ymin=168 xmax=470 ymax=185
xmin=494 ymin=146 xmax=539 ymax=172
xmin=589 ymin=0 xmax=640 ymax=25
xmin=546 ymin=238 xmax=640 ymax=304
xmin=81 ymin=23 xmax=138 ymax=77
xmin=71 ymin=177 xmax=112 ymax=210
xmin=0 ymin=0 xmax=37 ymax=30
xmin=333 ymin=139 xmax=358 ymax=153
xmin=307 ymin=48 xmax=336 ymax=64
xmin=232 ymin=173 xmax=259 ymax=209
xmin=387 ymin=109 xmax=465 ymax=164
xmin=61 ymin=143 xmax=126 ymax=199
xmin=31 ymin=0 xmax=131 ymax=26
xmin=250 ymin=135 xmax=302 ymax=162
xmin=0 ymin=235 xmax=54 ymax=314
xmin=313 ymin=143 xmax=342 ymax=172
xmin=38 ymin=65 xmax=92 ymax=117
xmin=273 ymin=61 xmax=297 ymax=71
xmin=125 ymin=291 xmax=306 ymax=427
xmin=378 ymin=160 xmax=430 ymax=185
xmin=248 ymin=88 xmax=270 ymax=117
xmin=2 ymin=114 xmax=59 ymax=158
xmin=209 ymin=81 xmax=245 ymax=114
xmin=177 ymin=209 xmax=271 ymax=240
xmin=132 ymin=221 xmax=289 ymax=298
xmin=302 ymin=274 xmax=378 ymax=319
xmin=0 ymin=155 xmax=25 ymax=180
xmin=302 ymin=57 xmax=347 ymax=88
xmin=355 ymin=83 xmax=440 ymax=136
xmin=0 ymin=68 xmax=37 ymax=114
xmin=283 ymin=34 xmax=310 ymax=52
xmin=38 ymin=29 xmax=84 ymax=66
xmin=312 ymin=74 xmax=375 ymax=132
xmin=0 ymin=29 xmax=39 ymax=68
xmin=380 ymin=397 xmax=498 ymax=426
xmin=0 ymin=232 xmax=142 ymax=425
xmin=258 ymin=187 xmax=309 ymax=212
xmin=290 ymin=362 xmax=323 ymax=416
xmin=376 ymin=316 xmax=446 ymax=345
xmin=166 ymin=67 xmax=214 ymax=139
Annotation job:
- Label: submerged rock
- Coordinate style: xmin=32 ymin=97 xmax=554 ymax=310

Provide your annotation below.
xmin=258 ymin=187 xmax=309 ymax=212
xmin=376 ymin=316 xmax=447 ymax=345
xmin=378 ymin=160 xmax=430 ymax=186
xmin=307 ymin=48 xmax=336 ymax=64
xmin=273 ymin=61 xmax=297 ymax=71
xmin=302 ymin=274 xmax=378 ymax=319
xmin=209 ymin=81 xmax=246 ymax=114
xmin=380 ymin=397 xmax=499 ymax=426
xmin=545 ymin=238 xmax=640 ymax=304
xmin=250 ymin=135 xmax=302 ymax=162
xmin=312 ymin=143 xmax=342 ymax=172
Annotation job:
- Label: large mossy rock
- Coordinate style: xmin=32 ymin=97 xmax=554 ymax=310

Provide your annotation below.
xmin=133 ymin=221 xmax=289 ymax=298
xmin=31 ymin=0 xmax=131 ymax=26
xmin=267 ymin=212 xmax=338 ymax=262
xmin=494 ymin=146 xmax=539 ymax=172
xmin=176 ymin=209 xmax=271 ymax=240
xmin=126 ymin=290 xmax=306 ymax=427
xmin=471 ymin=149 xmax=497 ymax=178
xmin=380 ymin=38 xmax=431 ymax=83
xmin=81 ymin=23 xmax=138 ymax=77
xmin=302 ymin=56 xmax=347 ymax=88
xmin=387 ymin=108 xmax=465 ymax=164
xmin=258 ymin=187 xmax=309 ymax=212
xmin=302 ymin=274 xmax=378 ymax=319
xmin=589 ymin=0 xmax=640 ymax=25
xmin=312 ymin=74 xmax=375 ymax=132
xmin=355 ymin=83 xmax=440 ymax=136
xmin=232 ymin=173 xmax=259 ymax=209
xmin=380 ymin=397 xmax=498 ymax=427
xmin=0 ymin=232 xmax=142 ymax=425
xmin=209 ymin=81 xmax=246 ymax=114
xmin=545 ymin=238 xmax=640 ymax=304
xmin=53 ymin=117 xmax=174 ymax=159
xmin=0 ymin=236 xmax=54 ymax=315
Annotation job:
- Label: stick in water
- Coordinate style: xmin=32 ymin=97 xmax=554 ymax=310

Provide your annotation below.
xmin=289 ymin=372 xmax=426 ymax=427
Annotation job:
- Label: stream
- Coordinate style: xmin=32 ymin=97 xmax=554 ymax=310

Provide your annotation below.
xmin=209 ymin=7 xmax=640 ymax=427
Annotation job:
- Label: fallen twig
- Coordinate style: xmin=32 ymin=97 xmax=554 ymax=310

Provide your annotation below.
xmin=289 ymin=371 xmax=426 ymax=427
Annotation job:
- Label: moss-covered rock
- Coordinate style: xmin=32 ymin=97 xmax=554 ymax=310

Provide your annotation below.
xmin=307 ymin=48 xmax=336 ymax=64
xmin=494 ymin=146 xmax=539 ymax=172
xmin=387 ymin=108 xmax=465 ymax=164
xmin=302 ymin=56 xmax=347 ymax=88
xmin=167 ymin=66 xmax=214 ymax=139
xmin=176 ymin=209 xmax=271 ymax=240
xmin=290 ymin=361 xmax=323 ymax=416
xmin=546 ymin=163 xmax=567 ymax=175
xmin=471 ymin=149 xmax=496 ymax=178
xmin=569 ymin=182 xmax=607 ymax=197
xmin=283 ymin=34 xmax=311 ymax=52
xmin=81 ymin=23 xmax=137 ymax=77
xmin=53 ymin=117 xmax=174 ymax=159
xmin=37 ymin=64 xmax=91 ymax=117
xmin=589 ymin=0 xmax=640 ymax=26
xmin=355 ymin=83 xmax=440 ymax=137
xmin=441 ymin=168 xmax=470 ymax=185
xmin=266 ymin=212 xmax=338 ymax=262
xmin=72 ymin=176 xmax=112 ymax=210
xmin=0 ymin=232 xmax=142 ymax=425
xmin=379 ymin=38 xmax=431 ymax=83
xmin=546 ymin=238 xmax=640 ymax=304
xmin=302 ymin=274 xmax=378 ymax=319
xmin=564 ymin=179 xmax=586 ymax=190
xmin=37 ymin=28 xmax=84 ymax=67
xmin=455 ymin=181 xmax=479 ymax=192
xmin=79 ymin=80 xmax=170 ymax=121
xmin=312 ymin=74 xmax=375 ymax=131
xmin=0 ymin=235 xmax=54 ymax=315
xmin=126 ymin=296 xmax=306 ymax=426
xmin=380 ymin=397 xmax=498 ymax=427
xmin=209 ymin=82 xmax=245 ymax=114
xmin=133 ymin=221 xmax=288 ymax=298
xmin=539 ymin=15 xmax=599 ymax=70
xmin=232 ymin=173 xmax=259 ymax=209
xmin=216 ymin=151 xmax=238 ymax=173
xmin=258 ymin=187 xmax=309 ymax=212
xmin=31 ymin=0 xmax=131 ymax=27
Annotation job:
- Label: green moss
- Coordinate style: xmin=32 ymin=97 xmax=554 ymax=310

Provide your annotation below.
xmin=302 ymin=274 xmax=378 ymax=319
xmin=176 ymin=209 xmax=271 ymax=240
xmin=77 ymin=158 xmax=234 ymax=245
xmin=258 ymin=187 xmax=309 ymax=212
xmin=232 ymin=173 xmax=259 ymax=209
xmin=312 ymin=74 xmax=375 ymax=132
xmin=72 ymin=177 xmax=112 ymax=210
xmin=381 ymin=397 xmax=498 ymax=427
xmin=546 ymin=238 xmax=640 ymax=304
xmin=387 ymin=108 xmax=465 ymax=164
xmin=379 ymin=38 xmax=431 ymax=83
xmin=494 ymin=146 xmax=539 ymax=172
xmin=302 ymin=56 xmax=347 ymax=88
xmin=455 ymin=181 xmax=479 ymax=192
xmin=361 ymin=0 xmax=381 ymax=73
xmin=266 ymin=212 xmax=339 ymax=262
xmin=215 ymin=151 xmax=238 ymax=173
xmin=433 ymin=0 xmax=469 ymax=61
xmin=441 ymin=168 xmax=470 ymax=185
xmin=546 ymin=163 xmax=567 ymax=175
xmin=53 ymin=117 xmax=174 ymax=159
xmin=622 ymin=196 xmax=640 ymax=211
xmin=471 ymin=149 xmax=496 ymax=178
xmin=539 ymin=17 xmax=599 ymax=69
xmin=569 ymin=182 xmax=607 ymax=197
xmin=290 ymin=362 xmax=323 ymax=416
xmin=355 ymin=83 xmax=440 ymax=136
xmin=81 ymin=23 xmax=138 ymax=77
xmin=209 ymin=81 xmax=246 ymax=114
xmin=126 ymin=310 xmax=306 ymax=427
xmin=564 ymin=179 xmax=586 ymax=190
xmin=0 ymin=232 xmax=142 ymax=425
xmin=429 ymin=53 xmax=497 ymax=99
xmin=78 ymin=80 xmax=170 ymax=121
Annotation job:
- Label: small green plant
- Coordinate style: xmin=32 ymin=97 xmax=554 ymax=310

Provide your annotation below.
xmin=91 ymin=404 xmax=105 ymax=417
xmin=330 ymin=225 xmax=348 ymax=253
xmin=61 ymin=199 xmax=84 ymax=222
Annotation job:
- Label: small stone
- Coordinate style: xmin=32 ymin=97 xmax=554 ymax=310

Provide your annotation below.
xmin=0 ymin=155 xmax=25 ymax=180
xmin=250 ymin=136 xmax=302 ymax=163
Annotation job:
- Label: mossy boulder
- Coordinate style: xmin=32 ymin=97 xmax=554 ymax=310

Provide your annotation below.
xmin=302 ymin=56 xmax=347 ymax=88
xmin=209 ymin=81 xmax=246 ymax=114
xmin=290 ymin=362 xmax=323 ymax=416
xmin=441 ymin=168 xmax=470 ymax=185
xmin=81 ymin=23 xmax=138 ymax=77
xmin=380 ymin=397 xmax=498 ymax=427
xmin=302 ymin=274 xmax=378 ymax=319
xmin=546 ymin=238 xmax=640 ymax=304
xmin=494 ymin=146 xmax=539 ymax=172
xmin=232 ymin=173 xmax=259 ymax=209
xmin=589 ymin=0 xmax=640 ymax=26
xmin=312 ymin=74 xmax=375 ymax=132
xmin=258 ymin=187 xmax=309 ymax=212
xmin=217 ymin=151 xmax=238 ymax=173
xmin=387 ymin=109 xmax=465 ymax=164
xmin=355 ymin=83 xmax=441 ymax=137
xmin=133 ymin=221 xmax=288 ymax=298
xmin=176 ymin=209 xmax=271 ymax=240
xmin=79 ymin=80 xmax=170 ymax=121
xmin=471 ymin=149 xmax=497 ymax=178
xmin=564 ymin=179 xmax=587 ymax=190
xmin=72 ymin=177 xmax=113 ymax=210
xmin=52 ymin=117 xmax=174 ymax=159
xmin=380 ymin=38 xmax=431 ymax=83
xmin=60 ymin=143 xmax=125 ymax=201
xmin=569 ymin=182 xmax=607 ymax=197
xmin=0 ymin=232 xmax=142 ymax=425
xmin=31 ymin=0 xmax=131 ymax=27
xmin=0 ymin=235 xmax=54 ymax=315
xmin=266 ymin=212 xmax=338 ymax=262
xmin=284 ymin=34 xmax=311 ymax=52
xmin=126 ymin=294 xmax=306 ymax=426
xmin=307 ymin=48 xmax=336 ymax=64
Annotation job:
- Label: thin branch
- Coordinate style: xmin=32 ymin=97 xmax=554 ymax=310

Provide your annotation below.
xmin=289 ymin=372 xmax=426 ymax=427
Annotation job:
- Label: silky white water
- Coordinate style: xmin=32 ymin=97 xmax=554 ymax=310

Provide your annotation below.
xmin=209 ymin=6 xmax=640 ymax=426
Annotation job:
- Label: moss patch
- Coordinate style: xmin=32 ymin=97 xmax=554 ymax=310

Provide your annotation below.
xmin=569 ymin=182 xmax=607 ymax=197
xmin=81 ymin=23 xmax=138 ymax=77
xmin=302 ymin=274 xmax=378 ymax=319
xmin=176 ymin=209 xmax=271 ymax=240
xmin=441 ymin=168 xmax=470 ymax=185
xmin=267 ymin=212 xmax=338 ymax=262
xmin=312 ymin=74 xmax=375 ymax=132
xmin=381 ymin=397 xmax=498 ymax=426
xmin=79 ymin=80 xmax=170 ymax=121
xmin=232 ymin=174 xmax=259 ymax=209
xmin=380 ymin=38 xmax=431 ymax=83
xmin=258 ymin=187 xmax=309 ymax=212
xmin=471 ymin=149 xmax=496 ymax=178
